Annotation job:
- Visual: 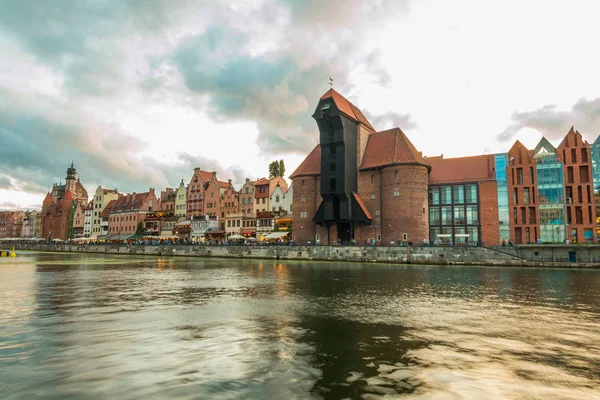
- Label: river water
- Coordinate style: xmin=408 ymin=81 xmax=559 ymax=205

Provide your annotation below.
xmin=1 ymin=252 xmax=599 ymax=399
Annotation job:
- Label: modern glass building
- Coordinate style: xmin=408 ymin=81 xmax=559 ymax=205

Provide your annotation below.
xmin=592 ymin=136 xmax=600 ymax=194
xmin=429 ymin=183 xmax=479 ymax=245
xmin=534 ymin=143 xmax=567 ymax=243
xmin=592 ymin=136 xmax=600 ymax=238
xmin=494 ymin=154 xmax=510 ymax=243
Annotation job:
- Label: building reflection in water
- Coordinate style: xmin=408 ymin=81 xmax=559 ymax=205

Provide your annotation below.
xmin=1 ymin=253 xmax=599 ymax=399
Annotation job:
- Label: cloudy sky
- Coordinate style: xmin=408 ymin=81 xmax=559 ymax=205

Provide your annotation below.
xmin=1 ymin=0 xmax=600 ymax=210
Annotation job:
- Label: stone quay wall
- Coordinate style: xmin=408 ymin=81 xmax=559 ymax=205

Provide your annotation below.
xmin=6 ymin=243 xmax=600 ymax=268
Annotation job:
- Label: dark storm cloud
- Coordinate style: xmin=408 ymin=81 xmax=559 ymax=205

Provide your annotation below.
xmin=0 ymin=0 xmax=198 ymax=97
xmin=0 ymin=0 xmax=411 ymax=204
xmin=164 ymin=0 xmax=412 ymax=155
xmin=0 ymin=176 xmax=10 ymax=189
xmin=0 ymin=87 xmax=167 ymax=195
xmin=498 ymin=98 xmax=600 ymax=142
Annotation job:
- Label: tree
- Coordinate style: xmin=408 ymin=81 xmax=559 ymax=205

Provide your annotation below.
xmin=278 ymin=160 xmax=285 ymax=177
xmin=136 ymin=222 xmax=143 ymax=234
xmin=269 ymin=160 xmax=286 ymax=178
xmin=269 ymin=161 xmax=280 ymax=178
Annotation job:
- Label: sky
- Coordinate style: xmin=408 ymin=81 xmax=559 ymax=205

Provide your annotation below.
xmin=1 ymin=0 xmax=600 ymax=210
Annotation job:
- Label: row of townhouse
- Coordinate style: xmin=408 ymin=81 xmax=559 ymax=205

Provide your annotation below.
xmin=35 ymin=160 xmax=295 ymax=241
xmin=47 ymin=170 xmax=293 ymax=241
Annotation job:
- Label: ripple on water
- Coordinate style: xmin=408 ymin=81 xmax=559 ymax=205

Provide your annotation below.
xmin=1 ymin=254 xmax=600 ymax=399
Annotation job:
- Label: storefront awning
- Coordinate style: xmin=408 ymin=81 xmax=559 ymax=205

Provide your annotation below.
xmin=264 ymin=231 xmax=289 ymax=240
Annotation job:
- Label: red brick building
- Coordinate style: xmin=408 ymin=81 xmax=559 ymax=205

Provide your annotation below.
xmin=40 ymin=164 xmax=89 ymax=240
xmin=106 ymin=189 xmax=158 ymax=237
xmin=291 ymin=89 xmax=430 ymax=245
xmin=187 ymin=168 xmax=213 ymax=219
xmin=0 ymin=211 xmax=25 ymax=238
xmin=291 ymin=87 xmax=600 ymax=246
xmin=556 ymin=128 xmax=596 ymax=243
xmin=506 ymin=128 xmax=597 ymax=244
xmin=427 ymin=154 xmax=499 ymax=245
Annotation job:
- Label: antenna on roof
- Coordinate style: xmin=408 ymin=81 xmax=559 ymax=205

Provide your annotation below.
xmin=329 ymin=76 xmax=333 ymax=88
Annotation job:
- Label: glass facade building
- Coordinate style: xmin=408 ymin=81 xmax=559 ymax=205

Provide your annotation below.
xmin=429 ymin=183 xmax=479 ymax=245
xmin=592 ymin=137 xmax=600 ymax=238
xmin=534 ymin=151 xmax=567 ymax=243
xmin=592 ymin=136 xmax=600 ymax=195
xmin=494 ymin=154 xmax=510 ymax=243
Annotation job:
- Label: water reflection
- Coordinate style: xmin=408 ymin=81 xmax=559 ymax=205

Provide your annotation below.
xmin=0 ymin=252 xmax=599 ymax=399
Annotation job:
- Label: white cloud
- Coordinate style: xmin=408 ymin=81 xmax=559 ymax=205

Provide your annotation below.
xmin=1 ymin=0 xmax=600 ymax=207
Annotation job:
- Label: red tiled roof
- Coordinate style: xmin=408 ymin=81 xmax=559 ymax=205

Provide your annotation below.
xmin=103 ymin=188 xmax=117 ymax=194
xmin=43 ymin=192 xmax=52 ymax=203
xmin=199 ymin=170 xmax=213 ymax=182
xmin=100 ymin=199 xmax=116 ymax=217
xmin=360 ymin=128 xmax=430 ymax=170
xmin=290 ymin=145 xmax=321 ymax=179
xmin=352 ymin=193 xmax=372 ymax=220
xmin=254 ymin=178 xmax=269 ymax=186
xmin=320 ymin=89 xmax=375 ymax=132
xmin=63 ymin=190 xmax=73 ymax=201
xmin=218 ymin=181 xmax=230 ymax=188
xmin=427 ymin=154 xmax=495 ymax=184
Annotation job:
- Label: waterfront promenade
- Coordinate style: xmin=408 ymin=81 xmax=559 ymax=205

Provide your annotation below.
xmin=6 ymin=242 xmax=600 ymax=268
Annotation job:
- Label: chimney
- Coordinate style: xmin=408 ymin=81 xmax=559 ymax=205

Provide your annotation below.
xmin=149 ymin=188 xmax=155 ymax=195
xmin=194 ymin=167 xmax=200 ymax=171
xmin=228 ymin=179 xmax=232 ymax=185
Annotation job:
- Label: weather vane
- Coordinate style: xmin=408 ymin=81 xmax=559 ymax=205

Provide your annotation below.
xmin=329 ymin=76 xmax=333 ymax=88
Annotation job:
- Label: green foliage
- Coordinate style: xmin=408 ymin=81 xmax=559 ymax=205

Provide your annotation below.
xmin=269 ymin=159 xmax=286 ymax=178
xmin=136 ymin=222 xmax=143 ymax=234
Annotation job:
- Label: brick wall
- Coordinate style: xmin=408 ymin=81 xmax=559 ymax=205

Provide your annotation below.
xmin=355 ymin=165 xmax=429 ymax=245
xmin=557 ymin=132 xmax=596 ymax=242
xmin=291 ymin=176 xmax=321 ymax=244
xmin=479 ymin=180 xmax=500 ymax=245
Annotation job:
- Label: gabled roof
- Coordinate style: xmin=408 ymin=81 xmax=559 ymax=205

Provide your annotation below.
xmin=101 ymin=199 xmax=116 ymax=217
xmin=352 ymin=193 xmax=372 ymax=220
xmin=533 ymin=137 xmax=556 ymax=156
xmin=428 ymin=154 xmax=495 ymax=184
xmin=507 ymin=140 xmax=534 ymax=165
xmin=254 ymin=178 xmax=269 ymax=186
xmin=43 ymin=192 xmax=52 ymax=203
xmin=360 ymin=128 xmax=430 ymax=170
xmin=63 ymin=190 xmax=73 ymax=201
xmin=199 ymin=170 xmax=213 ymax=182
xmin=557 ymin=126 xmax=588 ymax=149
xmin=218 ymin=181 xmax=231 ymax=189
xmin=320 ymin=89 xmax=375 ymax=132
xmin=290 ymin=145 xmax=321 ymax=179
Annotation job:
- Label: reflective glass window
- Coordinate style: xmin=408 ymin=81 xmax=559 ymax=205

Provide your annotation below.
xmin=466 ymin=205 xmax=478 ymax=224
xmin=465 ymin=184 xmax=477 ymax=203
xmin=453 ymin=186 xmax=464 ymax=204
xmin=441 ymin=186 xmax=452 ymax=204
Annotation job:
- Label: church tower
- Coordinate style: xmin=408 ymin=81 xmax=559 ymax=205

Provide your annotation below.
xmin=65 ymin=162 xmax=77 ymax=194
